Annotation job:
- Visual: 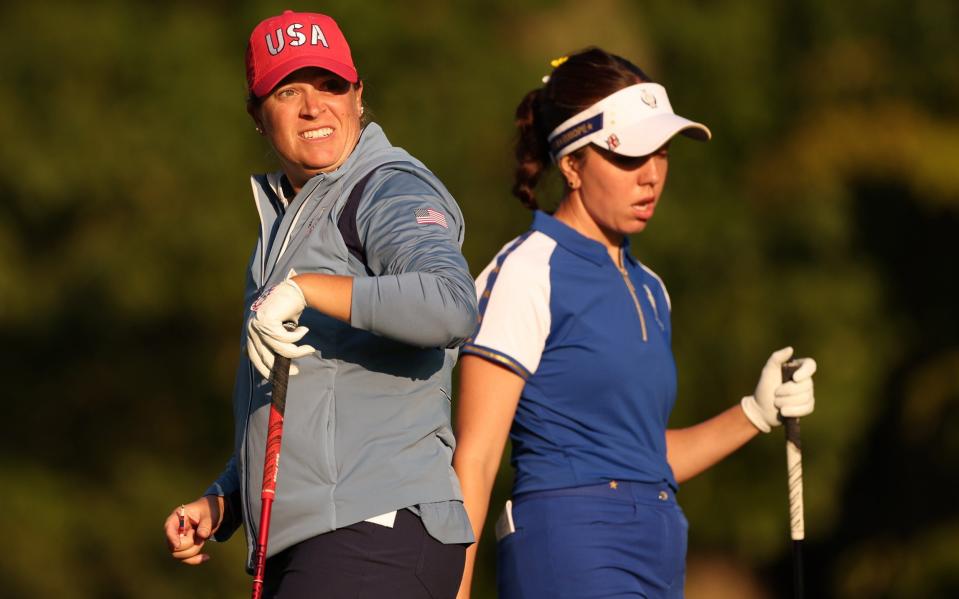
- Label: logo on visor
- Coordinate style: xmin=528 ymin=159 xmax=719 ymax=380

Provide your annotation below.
xmin=549 ymin=113 xmax=604 ymax=156
xmin=606 ymin=134 xmax=621 ymax=150
xmin=640 ymin=89 xmax=657 ymax=108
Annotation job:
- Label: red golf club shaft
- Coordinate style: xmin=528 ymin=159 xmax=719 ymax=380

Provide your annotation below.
xmin=251 ymin=352 xmax=292 ymax=599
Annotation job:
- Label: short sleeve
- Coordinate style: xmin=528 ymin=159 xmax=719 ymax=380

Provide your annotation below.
xmin=461 ymin=231 xmax=557 ymax=379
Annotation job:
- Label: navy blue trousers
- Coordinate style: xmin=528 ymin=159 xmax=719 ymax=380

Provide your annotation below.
xmin=262 ymin=509 xmax=466 ymax=599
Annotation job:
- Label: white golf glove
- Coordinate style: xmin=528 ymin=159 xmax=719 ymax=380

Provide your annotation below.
xmin=741 ymin=347 xmax=817 ymax=433
xmin=246 ymin=279 xmax=316 ymax=379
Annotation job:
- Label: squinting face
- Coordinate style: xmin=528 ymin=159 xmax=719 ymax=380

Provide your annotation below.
xmin=573 ymin=143 xmax=670 ymax=238
xmin=253 ymin=67 xmax=364 ymax=190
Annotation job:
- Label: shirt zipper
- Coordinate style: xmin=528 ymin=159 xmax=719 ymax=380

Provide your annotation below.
xmin=617 ymin=249 xmax=648 ymax=342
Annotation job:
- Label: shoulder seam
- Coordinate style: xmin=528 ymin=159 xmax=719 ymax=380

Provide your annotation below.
xmin=640 ymin=263 xmax=671 ymax=312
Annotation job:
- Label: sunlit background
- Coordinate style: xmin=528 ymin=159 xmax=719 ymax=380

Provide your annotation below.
xmin=2 ymin=1 xmax=957 ymax=597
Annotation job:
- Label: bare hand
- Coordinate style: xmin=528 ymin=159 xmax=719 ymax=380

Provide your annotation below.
xmin=163 ymin=495 xmax=224 ymax=565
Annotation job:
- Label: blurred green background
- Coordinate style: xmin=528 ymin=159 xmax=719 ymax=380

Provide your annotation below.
xmin=1 ymin=0 xmax=957 ymax=597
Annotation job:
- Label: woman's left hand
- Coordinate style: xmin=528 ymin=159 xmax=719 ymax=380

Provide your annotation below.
xmin=742 ymin=347 xmax=817 ymax=432
xmin=775 ymin=356 xmax=816 ymax=419
xmin=164 ymin=496 xmax=224 ymax=566
xmin=247 ymin=279 xmax=316 ymax=378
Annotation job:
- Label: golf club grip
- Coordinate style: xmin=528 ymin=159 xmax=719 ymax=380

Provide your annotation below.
xmin=782 ymin=359 xmax=804 ymax=542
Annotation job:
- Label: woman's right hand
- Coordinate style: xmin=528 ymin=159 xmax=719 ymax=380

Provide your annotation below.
xmin=247 ymin=278 xmax=315 ymax=379
xmin=163 ymin=495 xmax=224 ymax=565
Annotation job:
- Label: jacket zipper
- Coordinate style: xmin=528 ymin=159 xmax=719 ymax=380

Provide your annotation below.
xmin=617 ymin=250 xmax=648 ymax=342
xmin=243 ymin=363 xmax=257 ymax=564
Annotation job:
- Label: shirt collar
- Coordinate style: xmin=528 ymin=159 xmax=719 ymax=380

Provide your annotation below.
xmin=622 ymin=236 xmax=639 ymax=267
xmin=531 ymin=210 xmax=634 ymax=267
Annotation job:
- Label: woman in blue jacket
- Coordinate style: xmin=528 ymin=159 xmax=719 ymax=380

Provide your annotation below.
xmin=453 ymin=48 xmax=817 ymax=599
xmin=162 ymin=11 xmax=475 ymax=599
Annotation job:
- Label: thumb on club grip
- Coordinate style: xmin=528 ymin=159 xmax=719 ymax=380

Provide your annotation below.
xmin=270 ymin=321 xmax=297 ymax=387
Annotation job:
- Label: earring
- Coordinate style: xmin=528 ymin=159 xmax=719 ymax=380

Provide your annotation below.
xmin=359 ymin=106 xmax=365 ymax=116
xmin=255 ymin=126 xmax=263 ymax=134
xmin=567 ymin=179 xmax=579 ymax=190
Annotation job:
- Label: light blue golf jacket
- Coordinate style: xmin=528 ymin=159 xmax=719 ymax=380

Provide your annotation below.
xmin=205 ymin=123 xmax=477 ymax=568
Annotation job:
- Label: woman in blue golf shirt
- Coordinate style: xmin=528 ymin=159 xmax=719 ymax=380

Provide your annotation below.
xmin=453 ymin=48 xmax=818 ymax=599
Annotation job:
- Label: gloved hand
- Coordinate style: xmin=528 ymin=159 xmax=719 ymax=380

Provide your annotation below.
xmin=741 ymin=347 xmax=817 ymax=433
xmin=247 ymin=279 xmax=316 ymax=379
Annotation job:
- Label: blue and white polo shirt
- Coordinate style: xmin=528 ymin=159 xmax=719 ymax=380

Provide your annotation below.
xmin=462 ymin=211 xmax=678 ymax=495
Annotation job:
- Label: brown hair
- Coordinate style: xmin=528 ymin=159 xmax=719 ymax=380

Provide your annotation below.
xmin=513 ymin=47 xmax=652 ymax=210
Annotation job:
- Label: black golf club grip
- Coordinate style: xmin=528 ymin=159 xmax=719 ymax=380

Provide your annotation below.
xmin=270 ymin=355 xmax=291 ymax=411
xmin=268 ymin=322 xmax=297 ymax=412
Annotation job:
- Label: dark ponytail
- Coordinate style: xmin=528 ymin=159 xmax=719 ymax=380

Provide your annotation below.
xmin=512 ymin=88 xmax=549 ymax=210
xmin=511 ymin=47 xmax=652 ymax=210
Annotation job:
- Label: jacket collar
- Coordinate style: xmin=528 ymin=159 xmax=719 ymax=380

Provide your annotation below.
xmin=298 ymin=122 xmax=393 ymax=189
xmin=252 ymin=122 xmax=393 ymax=213
xmin=250 ymin=122 xmax=408 ymax=284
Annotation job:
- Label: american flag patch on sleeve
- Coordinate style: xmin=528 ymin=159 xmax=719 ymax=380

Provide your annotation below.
xmin=414 ymin=208 xmax=448 ymax=228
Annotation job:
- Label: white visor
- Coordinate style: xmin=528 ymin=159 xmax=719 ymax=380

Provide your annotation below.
xmin=547 ymin=83 xmax=711 ymax=161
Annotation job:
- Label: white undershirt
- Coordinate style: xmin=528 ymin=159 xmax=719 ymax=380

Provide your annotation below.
xmin=364 ymin=511 xmax=397 ymax=528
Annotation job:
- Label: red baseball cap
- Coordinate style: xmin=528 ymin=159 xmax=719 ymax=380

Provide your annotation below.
xmin=246 ymin=10 xmax=358 ymax=98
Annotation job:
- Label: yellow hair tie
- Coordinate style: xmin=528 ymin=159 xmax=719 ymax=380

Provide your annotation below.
xmin=550 ymin=55 xmax=569 ymax=68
